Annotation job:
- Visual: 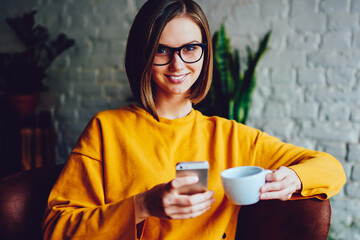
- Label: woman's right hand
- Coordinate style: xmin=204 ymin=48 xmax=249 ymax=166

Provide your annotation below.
xmin=135 ymin=176 xmax=214 ymax=223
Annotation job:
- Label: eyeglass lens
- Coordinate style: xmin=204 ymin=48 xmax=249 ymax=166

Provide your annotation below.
xmin=154 ymin=44 xmax=205 ymax=65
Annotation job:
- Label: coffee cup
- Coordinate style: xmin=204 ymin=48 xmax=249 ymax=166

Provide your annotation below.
xmin=221 ymin=166 xmax=272 ymax=205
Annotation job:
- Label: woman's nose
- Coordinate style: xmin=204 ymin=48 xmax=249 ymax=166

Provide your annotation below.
xmin=169 ymin=52 xmax=184 ymax=71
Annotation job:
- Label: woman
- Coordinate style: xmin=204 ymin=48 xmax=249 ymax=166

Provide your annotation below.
xmin=42 ymin=0 xmax=346 ymax=239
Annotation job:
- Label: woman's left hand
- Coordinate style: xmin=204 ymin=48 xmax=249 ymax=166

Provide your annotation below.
xmin=259 ymin=166 xmax=302 ymax=201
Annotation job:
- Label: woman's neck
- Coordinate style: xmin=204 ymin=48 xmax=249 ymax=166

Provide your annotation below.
xmin=155 ymin=94 xmax=192 ymax=120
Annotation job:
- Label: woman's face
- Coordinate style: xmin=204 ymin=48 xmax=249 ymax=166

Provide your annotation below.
xmin=151 ymin=16 xmax=204 ymax=100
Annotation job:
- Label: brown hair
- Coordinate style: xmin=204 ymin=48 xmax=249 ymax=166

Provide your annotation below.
xmin=125 ymin=0 xmax=213 ymax=120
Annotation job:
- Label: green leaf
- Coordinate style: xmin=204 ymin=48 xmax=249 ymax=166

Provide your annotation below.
xmin=197 ymin=25 xmax=271 ymax=124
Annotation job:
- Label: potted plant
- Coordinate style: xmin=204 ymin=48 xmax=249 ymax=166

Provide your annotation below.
xmin=196 ymin=24 xmax=271 ymax=124
xmin=0 ymin=10 xmax=75 ymax=119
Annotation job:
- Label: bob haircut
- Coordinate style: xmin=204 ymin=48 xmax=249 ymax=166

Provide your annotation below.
xmin=125 ymin=0 xmax=213 ymax=120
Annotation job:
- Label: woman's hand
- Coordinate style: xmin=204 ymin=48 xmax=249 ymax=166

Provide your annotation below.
xmin=259 ymin=166 xmax=302 ymax=201
xmin=135 ymin=176 xmax=214 ymax=223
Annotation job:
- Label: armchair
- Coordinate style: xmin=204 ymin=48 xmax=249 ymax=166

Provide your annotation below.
xmin=0 ymin=164 xmax=63 ymax=240
xmin=0 ymin=165 xmax=331 ymax=240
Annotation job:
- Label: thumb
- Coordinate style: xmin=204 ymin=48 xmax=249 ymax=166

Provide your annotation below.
xmin=171 ymin=175 xmax=199 ymax=189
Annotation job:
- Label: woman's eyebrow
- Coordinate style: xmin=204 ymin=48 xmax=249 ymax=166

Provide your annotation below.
xmin=157 ymin=40 xmax=202 ymax=48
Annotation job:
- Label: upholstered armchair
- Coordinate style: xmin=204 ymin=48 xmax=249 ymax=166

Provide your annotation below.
xmin=0 ymin=165 xmax=331 ymax=240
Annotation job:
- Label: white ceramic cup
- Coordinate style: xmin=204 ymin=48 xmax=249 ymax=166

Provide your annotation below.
xmin=221 ymin=166 xmax=272 ymax=205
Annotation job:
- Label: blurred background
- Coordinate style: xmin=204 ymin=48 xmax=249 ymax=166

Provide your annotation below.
xmin=0 ymin=0 xmax=359 ymax=239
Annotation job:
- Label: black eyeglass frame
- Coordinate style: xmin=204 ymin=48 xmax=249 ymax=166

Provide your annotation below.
xmin=153 ymin=43 xmax=207 ymax=66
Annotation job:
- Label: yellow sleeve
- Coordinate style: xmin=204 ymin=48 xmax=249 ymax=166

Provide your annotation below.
xmin=253 ymin=131 xmax=346 ymax=200
xmin=42 ymin=154 xmax=137 ymax=239
xmin=289 ymin=154 xmax=346 ymax=200
xmin=42 ymin=115 xmax=137 ymax=239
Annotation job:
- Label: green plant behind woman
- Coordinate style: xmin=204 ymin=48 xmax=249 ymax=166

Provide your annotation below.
xmin=196 ymin=24 xmax=271 ymax=124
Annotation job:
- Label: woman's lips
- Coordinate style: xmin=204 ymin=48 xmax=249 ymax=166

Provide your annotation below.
xmin=166 ymin=73 xmax=189 ymax=83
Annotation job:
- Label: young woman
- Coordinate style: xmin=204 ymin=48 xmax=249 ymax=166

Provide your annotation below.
xmin=42 ymin=0 xmax=346 ymax=239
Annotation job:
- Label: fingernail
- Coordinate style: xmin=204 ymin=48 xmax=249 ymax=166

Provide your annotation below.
xmin=260 ymin=193 xmax=267 ymax=200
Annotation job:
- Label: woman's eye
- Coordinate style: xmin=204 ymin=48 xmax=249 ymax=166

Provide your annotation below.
xmin=183 ymin=44 xmax=197 ymax=52
xmin=157 ymin=47 xmax=170 ymax=54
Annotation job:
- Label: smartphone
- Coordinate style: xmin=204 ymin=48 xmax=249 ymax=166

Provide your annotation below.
xmin=175 ymin=161 xmax=209 ymax=195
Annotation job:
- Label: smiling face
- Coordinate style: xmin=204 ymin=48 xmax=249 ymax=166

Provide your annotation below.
xmin=151 ymin=16 xmax=204 ymax=101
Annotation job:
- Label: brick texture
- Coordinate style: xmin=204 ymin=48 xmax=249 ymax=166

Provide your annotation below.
xmin=1 ymin=0 xmax=359 ymax=238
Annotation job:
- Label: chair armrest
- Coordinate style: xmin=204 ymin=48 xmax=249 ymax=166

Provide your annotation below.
xmin=0 ymin=164 xmax=64 ymax=240
xmin=236 ymin=198 xmax=331 ymax=240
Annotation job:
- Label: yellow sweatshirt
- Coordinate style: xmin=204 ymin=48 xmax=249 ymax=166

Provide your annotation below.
xmin=42 ymin=104 xmax=346 ymax=240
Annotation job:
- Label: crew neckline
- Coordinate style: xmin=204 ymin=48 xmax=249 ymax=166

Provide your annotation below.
xmin=128 ymin=104 xmax=197 ymax=125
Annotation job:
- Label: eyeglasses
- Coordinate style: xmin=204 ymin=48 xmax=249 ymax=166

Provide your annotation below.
xmin=153 ymin=43 xmax=206 ymax=66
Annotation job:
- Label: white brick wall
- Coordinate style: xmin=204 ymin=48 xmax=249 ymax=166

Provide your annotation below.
xmin=1 ymin=0 xmax=359 ymax=238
